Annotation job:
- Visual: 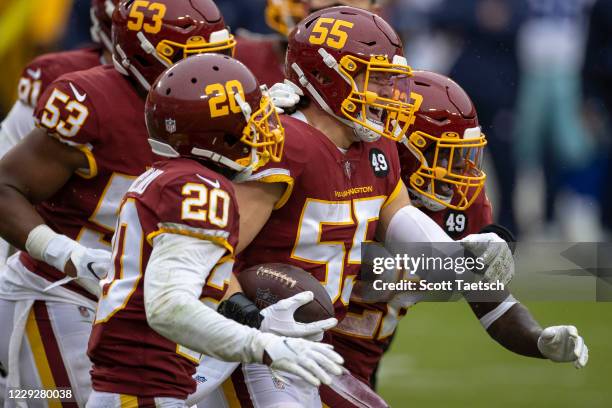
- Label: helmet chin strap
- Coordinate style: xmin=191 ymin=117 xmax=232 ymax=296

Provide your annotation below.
xmin=231 ymin=92 xmax=263 ymax=182
xmin=113 ymin=32 xmax=172 ymax=91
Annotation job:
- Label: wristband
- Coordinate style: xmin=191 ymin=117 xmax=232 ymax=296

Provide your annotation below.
xmin=25 ymin=224 xmax=76 ymax=272
xmin=218 ymin=292 xmax=263 ymax=329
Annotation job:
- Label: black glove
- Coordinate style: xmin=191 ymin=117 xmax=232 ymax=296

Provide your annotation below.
xmin=217 ymin=292 xmax=263 ymax=329
xmin=479 ymin=223 xmax=516 ymax=254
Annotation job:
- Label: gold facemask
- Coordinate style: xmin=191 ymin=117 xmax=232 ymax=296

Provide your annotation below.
xmin=339 ymin=55 xmax=422 ymax=142
xmin=156 ymin=33 xmax=236 ymax=65
xmin=237 ymin=95 xmax=285 ymax=170
xmin=408 ymin=130 xmax=487 ymax=210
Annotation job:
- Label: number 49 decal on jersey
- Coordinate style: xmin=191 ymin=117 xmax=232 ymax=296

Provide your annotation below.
xmin=369 ymin=148 xmax=389 ymax=178
xmin=445 ymin=212 xmax=467 ymax=236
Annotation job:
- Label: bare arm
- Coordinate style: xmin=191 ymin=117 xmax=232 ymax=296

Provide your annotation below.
xmin=232 ymin=180 xmax=284 ymax=253
xmin=0 ymin=127 xmax=87 ymax=249
xmin=470 ymin=301 xmax=544 ymax=358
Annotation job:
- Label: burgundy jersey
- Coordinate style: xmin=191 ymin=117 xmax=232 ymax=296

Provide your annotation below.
xmin=17 ymin=46 xmax=103 ymax=108
xmin=423 ymin=188 xmax=493 ymax=239
xmin=88 ymin=158 xmax=238 ymax=399
xmin=331 ymin=188 xmax=493 ymax=383
xmin=235 ymin=115 xmax=402 ymax=320
xmin=19 ymin=65 xmax=156 ymax=301
xmin=234 ymin=34 xmax=285 ymax=88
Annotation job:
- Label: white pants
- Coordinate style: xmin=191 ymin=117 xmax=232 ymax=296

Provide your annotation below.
xmin=86 ymin=391 xmax=187 ymax=408
xmin=188 ymin=358 xmax=238 ymax=407
xmin=0 ymin=299 xmax=94 ymax=408
xmin=0 ymin=254 xmax=255 ymax=408
xmin=213 ymin=363 xmax=321 ymax=408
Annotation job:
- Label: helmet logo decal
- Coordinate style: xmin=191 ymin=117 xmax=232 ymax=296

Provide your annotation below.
xmin=308 ymin=18 xmax=354 ymax=50
xmin=165 ymin=118 xmax=176 ymax=134
xmin=126 ymin=1 xmax=166 ymax=34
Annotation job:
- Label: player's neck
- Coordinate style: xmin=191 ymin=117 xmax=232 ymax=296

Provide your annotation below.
xmin=301 ymin=104 xmax=355 ymax=150
xmin=101 ymin=50 xmax=112 ymax=65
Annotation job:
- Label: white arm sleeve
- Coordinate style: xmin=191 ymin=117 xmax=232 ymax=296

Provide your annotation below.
xmin=385 ymin=205 xmax=454 ymax=244
xmin=0 ymin=101 xmax=35 ymax=158
xmin=144 ymin=233 xmax=271 ymax=364
xmin=479 ymin=295 xmax=518 ymax=329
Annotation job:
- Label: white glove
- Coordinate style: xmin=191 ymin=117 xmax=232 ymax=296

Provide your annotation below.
xmin=460 ymin=232 xmax=515 ymax=285
xmin=261 ymin=334 xmax=344 ymax=386
xmin=260 ymin=291 xmax=338 ymax=341
xmin=68 ymin=244 xmax=112 ymax=295
xmin=537 ymin=325 xmax=589 ymax=368
xmin=268 ymin=80 xmax=303 ymax=113
xmin=25 ymin=224 xmax=111 ymax=296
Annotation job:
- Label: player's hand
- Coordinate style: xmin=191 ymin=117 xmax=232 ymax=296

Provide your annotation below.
xmin=268 ymin=80 xmax=303 ymax=113
xmin=27 ymin=225 xmax=111 ymax=296
xmin=460 ymin=232 xmax=515 ymax=285
xmin=537 ymin=325 xmax=589 ymax=368
xmin=262 ymin=335 xmax=344 ymax=386
xmin=68 ymin=243 xmax=111 ymax=281
xmin=260 ymin=291 xmax=338 ymax=341
xmin=57 ymin=243 xmax=111 ymax=297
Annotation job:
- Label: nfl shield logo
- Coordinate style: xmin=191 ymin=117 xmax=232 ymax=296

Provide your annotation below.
xmin=165 ymin=118 xmax=176 ymax=134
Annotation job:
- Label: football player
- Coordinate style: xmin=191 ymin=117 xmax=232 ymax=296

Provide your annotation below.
xmin=0 ymin=0 xmax=238 ymax=405
xmin=235 ymin=0 xmax=383 ymax=89
xmin=211 ymin=6 xmax=513 ymax=407
xmin=0 ymin=0 xmax=117 ymax=159
xmin=86 ymin=53 xmax=343 ymax=407
xmin=323 ymin=71 xmax=588 ymax=406
xmin=0 ymin=0 xmax=118 ymax=267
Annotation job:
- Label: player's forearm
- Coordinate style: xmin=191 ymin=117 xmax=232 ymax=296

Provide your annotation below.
xmin=0 ymin=128 xmax=88 ymax=248
xmin=147 ymin=286 xmax=265 ymax=363
xmin=144 ymin=233 xmax=267 ymax=363
xmin=0 ymin=182 xmax=45 ymax=249
xmin=485 ymin=303 xmax=545 ymax=358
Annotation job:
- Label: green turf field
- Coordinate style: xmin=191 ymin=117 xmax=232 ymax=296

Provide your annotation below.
xmin=378 ymin=302 xmax=612 ymax=407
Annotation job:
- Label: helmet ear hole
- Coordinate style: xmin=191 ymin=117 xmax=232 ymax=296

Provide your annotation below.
xmin=313 ymin=70 xmax=332 ymax=85
xmin=223 ymin=133 xmax=239 ymax=147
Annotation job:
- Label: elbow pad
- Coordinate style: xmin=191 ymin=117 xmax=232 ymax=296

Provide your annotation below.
xmin=218 ymin=292 xmax=263 ymax=329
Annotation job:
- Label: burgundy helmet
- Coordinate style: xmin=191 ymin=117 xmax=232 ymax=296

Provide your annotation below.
xmin=286 ymin=6 xmax=418 ymax=142
xmin=91 ymin=0 xmax=119 ymax=53
xmin=397 ymin=71 xmax=487 ymax=211
xmin=112 ymin=0 xmax=236 ymax=90
xmin=146 ymin=54 xmax=285 ymax=178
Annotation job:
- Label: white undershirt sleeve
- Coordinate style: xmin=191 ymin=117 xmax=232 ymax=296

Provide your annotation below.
xmin=479 ymin=295 xmax=518 ymax=329
xmin=385 ymin=205 xmax=454 ymax=244
xmin=144 ymin=233 xmax=270 ymax=364
xmin=0 ymin=101 xmax=35 ymax=158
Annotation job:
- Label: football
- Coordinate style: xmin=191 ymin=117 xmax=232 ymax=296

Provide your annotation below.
xmin=237 ymin=263 xmax=334 ymax=323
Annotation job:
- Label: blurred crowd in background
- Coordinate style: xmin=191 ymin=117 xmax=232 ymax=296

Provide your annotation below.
xmin=0 ymin=0 xmax=610 ymax=241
